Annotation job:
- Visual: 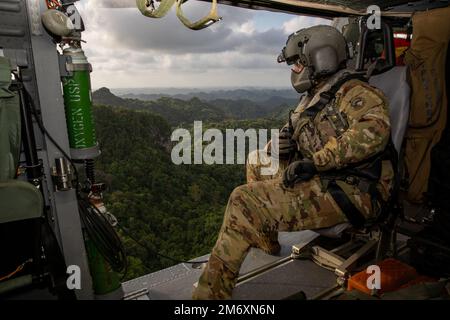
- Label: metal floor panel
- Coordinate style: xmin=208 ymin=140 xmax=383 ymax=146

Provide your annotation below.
xmin=234 ymin=259 xmax=336 ymax=300
xmin=122 ymin=230 xmax=335 ymax=300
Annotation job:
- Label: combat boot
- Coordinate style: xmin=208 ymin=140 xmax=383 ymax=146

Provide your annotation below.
xmin=192 ymin=254 xmax=238 ymax=300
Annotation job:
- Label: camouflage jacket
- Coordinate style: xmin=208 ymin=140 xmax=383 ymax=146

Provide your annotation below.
xmin=287 ymin=70 xmax=394 ymax=199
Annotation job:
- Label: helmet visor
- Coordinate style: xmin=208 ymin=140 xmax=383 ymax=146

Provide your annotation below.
xmin=277 ymin=47 xmax=300 ymax=65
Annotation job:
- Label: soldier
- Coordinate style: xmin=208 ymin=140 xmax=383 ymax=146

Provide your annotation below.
xmin=192 ymin=25 xmax=394 ymax=300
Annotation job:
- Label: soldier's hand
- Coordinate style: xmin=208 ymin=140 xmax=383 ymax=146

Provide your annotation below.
xmin=282 ymin=160 xmax=317 ymax=188
xmin=278 ymin=128 xmax=296 ymax=158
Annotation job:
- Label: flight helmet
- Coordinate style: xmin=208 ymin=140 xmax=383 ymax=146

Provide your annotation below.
xmin=278 ymin=25 xmax=349 ymax=93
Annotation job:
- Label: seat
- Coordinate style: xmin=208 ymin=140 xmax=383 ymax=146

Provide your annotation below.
xmin=293 ymin=66 xmax=411 ymax=282
xmin=370 ymin=66 xmax=411 ymax=155
xmin=0 ymin=180 xmax=43 ymax=224
xmin=1 ymin=54 xmax=76 ymax=299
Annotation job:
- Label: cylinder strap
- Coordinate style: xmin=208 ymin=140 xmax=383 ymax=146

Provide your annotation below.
xmin=66 ymin=62 xmax=92 ymax=72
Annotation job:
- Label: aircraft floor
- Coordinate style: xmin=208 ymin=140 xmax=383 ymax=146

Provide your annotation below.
xmin=122 ymin=230 xmax=337 ymax=300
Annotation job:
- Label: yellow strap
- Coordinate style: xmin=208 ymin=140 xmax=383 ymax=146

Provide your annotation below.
xmin=136 ymin=0 xmax=175 ymax=19
xmin=176 ymin=0 xmax=222 ymax=30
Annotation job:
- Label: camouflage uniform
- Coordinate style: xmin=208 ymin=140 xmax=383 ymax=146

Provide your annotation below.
xmin=192 ymin=70 xmax=394 ymax=300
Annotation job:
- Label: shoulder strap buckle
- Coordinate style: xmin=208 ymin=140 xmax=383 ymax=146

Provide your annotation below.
xmin=319 ymin=91 xmax=334 ymax=103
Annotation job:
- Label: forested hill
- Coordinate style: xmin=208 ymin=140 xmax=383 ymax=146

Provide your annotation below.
xmin=93 ymin=87 xmax=297 ymax=126
xmin=92 ymin=84 xmax=293 ymax=280
xmin=93 ymin=104 xmax=285 ymax=280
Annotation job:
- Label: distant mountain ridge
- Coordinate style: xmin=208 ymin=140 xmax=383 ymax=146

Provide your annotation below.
xmin=120 ymin=88 xmax=299 ymax=103
xmin=93 ymin=87 xmax=298 ymax=126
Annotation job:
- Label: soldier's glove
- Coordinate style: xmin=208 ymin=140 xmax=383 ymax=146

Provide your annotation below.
xmin=278 ymin=128 xmax=296 ymax=159
xmin=283 ymin=160 xmax=317 ymax=188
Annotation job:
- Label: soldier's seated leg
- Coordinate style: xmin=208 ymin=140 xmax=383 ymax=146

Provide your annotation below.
xmin=246 ymin=148 xmax=288 ymax=183
xmin=193 ymin=176 xmax=367 ymax=300
xmin=192 ymin=254 xmax=240 ymax=300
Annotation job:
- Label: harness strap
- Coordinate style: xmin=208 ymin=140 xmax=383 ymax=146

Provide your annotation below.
xmin=322 ymin=140 xmax=397 ymax=227
xmin=320 ymin=160 xmax=381 ymax=228
xmin=300 ymin=72 xmax=367 ymax=120
xmin=327 ymin=180 xmax=366 ymax=228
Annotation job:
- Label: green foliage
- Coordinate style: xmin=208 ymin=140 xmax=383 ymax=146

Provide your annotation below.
xmin=92 ymin=93 xmax=289 ymax=282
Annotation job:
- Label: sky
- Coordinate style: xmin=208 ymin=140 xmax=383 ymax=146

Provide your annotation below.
xmin=76 ymin=0 xmax=330 ymax=89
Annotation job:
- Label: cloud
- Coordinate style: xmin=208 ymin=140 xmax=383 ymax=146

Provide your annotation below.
xmin=88 ymin=0 xmax=136 ymax=8
xmin=79 ymin=1 xmax=286 ymax=69
xmin=75 ymin=0 xmax=325 ymax=88
xmin=282 ymin=16 xmax=332 ymax=35
xmin=80 ymin=2 xmax=264 ymax=55
xmin=234 ymin=21 xmax=255 ymax=35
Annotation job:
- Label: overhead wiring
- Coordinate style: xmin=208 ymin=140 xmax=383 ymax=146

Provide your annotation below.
xmin=78 ymin=196 xmax=127 ymax=274
xmin=0 ymin=259 xmax=32 ymax=282
xmin=45 ymin=0 xmax=62 ymax=10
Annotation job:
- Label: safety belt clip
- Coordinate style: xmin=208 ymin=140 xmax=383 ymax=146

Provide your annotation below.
xmin=345 ymin=176 xmax=358 ymax=186
xmin=321 ymin=178 xmax=330 ymax=193
xmin=319 ymin=91 xmax=334 ymax=103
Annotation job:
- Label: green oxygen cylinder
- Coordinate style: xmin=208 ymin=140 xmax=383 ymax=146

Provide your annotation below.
xmin=84 ymin=235 xmax=122 ymax=299
xmin=62 ymin=47 xmax=100 ymax=160
xmin=61 ymin=47 xmax=123 ymax=299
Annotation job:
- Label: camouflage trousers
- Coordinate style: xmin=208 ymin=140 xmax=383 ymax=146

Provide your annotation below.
xmin=192 ymin=150 xmax=374 ymax=300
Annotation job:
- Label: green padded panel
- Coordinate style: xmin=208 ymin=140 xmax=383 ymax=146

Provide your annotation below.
xmin=0 ymin=180 xmax=43 ymax=223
